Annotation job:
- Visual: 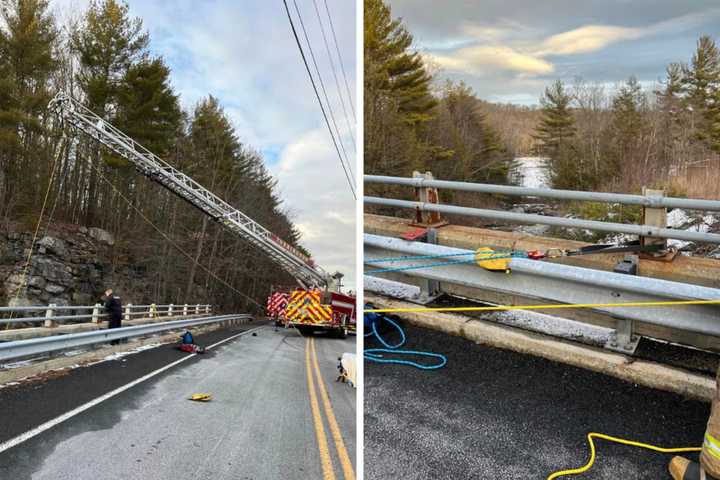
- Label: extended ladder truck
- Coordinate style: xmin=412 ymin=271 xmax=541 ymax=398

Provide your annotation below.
xmin=50 ymin=93 xmax=355 ymax=337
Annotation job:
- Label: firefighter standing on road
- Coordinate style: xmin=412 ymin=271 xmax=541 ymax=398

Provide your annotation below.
xmin=102 ymin=288 xmax=123 ymax=345
xmin=670 ymin=372 xmax=720 ymax=479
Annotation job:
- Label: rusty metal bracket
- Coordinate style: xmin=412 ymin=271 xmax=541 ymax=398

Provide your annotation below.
xmin=409 ymin=171 xmax=449 ymax=228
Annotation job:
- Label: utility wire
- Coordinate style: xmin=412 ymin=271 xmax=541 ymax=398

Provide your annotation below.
xmin=322 ymin=0 xmax=356 ymax=119
xmin=291 ymin=0 xmax=355 ymax=183
xmin=283 ymin=0 xmax=357 ymax=197
xmin=311 ymin=0 xmax=356 ymax=150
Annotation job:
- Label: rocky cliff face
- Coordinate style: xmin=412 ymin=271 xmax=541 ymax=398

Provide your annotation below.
xmin=0 ymin=223 xmax=153 ymax=307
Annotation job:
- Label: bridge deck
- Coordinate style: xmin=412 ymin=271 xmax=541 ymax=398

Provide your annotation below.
xmin=365 ymin=323 xmax=710 ymax=480
xmin=0 ymin=323 xmax=356 ymax=480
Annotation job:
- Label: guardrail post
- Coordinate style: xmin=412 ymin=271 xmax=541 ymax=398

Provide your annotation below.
xmin=92 ymin=303 xmax=101 ymax=323
xmin=168 ymin=304 xmax=174 ymax=317
xmin=195 ymin=304 xmax=200 ymax=315
xmin=411 ymin=171 xmax=448 ymax=228
xmin=183 ymin=304 xmax=188 ymax=316
xmin=640 ymin=187 xmax=668 ymax=253
xmin=607 ymin=255 xmax=641 ymax=354
xmin=150 ymin=303 xmax=156 ymax=318
xmin=419 ymin=228 xmax=441 ymax=299
xmin=125 ymin=304 xmax=132 ymax=321
xmin=44 ymin=303 xmax=56 ymax=327
xmin=205 ymin=305 xmax=210 ymax=314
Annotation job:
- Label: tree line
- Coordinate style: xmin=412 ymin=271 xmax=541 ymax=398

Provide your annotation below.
xmin=0 ymin=0 xmax=304 ymax=311
xmin=364 ymin=0 xmax=514 ymax=208
xmin=534 ymin=36 xmax=720 ymax=196
xmin=365 ymin=0 xmax=720 ymax=208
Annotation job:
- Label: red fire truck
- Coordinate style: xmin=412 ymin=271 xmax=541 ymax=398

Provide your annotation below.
xmin=267 ymin=287 xmax=356 ymax=337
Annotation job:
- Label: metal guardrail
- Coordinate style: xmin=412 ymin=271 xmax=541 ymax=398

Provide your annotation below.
xmin=0 ymin=314 xmax=251 ymax=362
xmin=364 ymin=233 xmax=720 ymax=350
xmin=364 ymin=175 xmax=720 ymax=244
xmin=365 ymin=175 xmax=720 ymax=211
xmin=0 ymin=303 xmax=213 ymax=325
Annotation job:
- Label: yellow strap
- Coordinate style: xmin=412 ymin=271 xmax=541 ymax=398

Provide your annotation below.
xmin=364 ymin=299 xmax=720 ymax=314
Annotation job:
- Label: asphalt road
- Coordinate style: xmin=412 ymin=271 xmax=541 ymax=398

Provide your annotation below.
xmin=0 ymin=324 xmax=356 ymax=480
xmin=365 ymin=323 xmax=711 ymax=480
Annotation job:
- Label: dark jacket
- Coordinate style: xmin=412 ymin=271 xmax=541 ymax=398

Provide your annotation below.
xmin=104 ymin=296 xmax=123 ymax=323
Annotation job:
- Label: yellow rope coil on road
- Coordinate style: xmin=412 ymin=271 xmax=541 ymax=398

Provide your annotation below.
xmin=547 ymin=432 xmax=701 ymax=479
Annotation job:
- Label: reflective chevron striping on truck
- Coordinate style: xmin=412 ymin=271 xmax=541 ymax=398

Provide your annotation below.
xmin=286 ymin=289 xmax=333 ymax=324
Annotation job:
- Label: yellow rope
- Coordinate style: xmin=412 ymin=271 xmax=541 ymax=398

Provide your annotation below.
xmin=547 ymin=432 xmax=701 ymax=479
xmin=364 ymin=299 xmax=720 ymax=314
xmin=6 ymin=149 xmax=61 ymax=327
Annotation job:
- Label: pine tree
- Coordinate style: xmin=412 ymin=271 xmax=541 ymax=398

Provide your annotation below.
xmin=115 ymin=57 xmax=182 ymax=158
xmin=364 ymin=0 xmax=436 ymax=124
xmin=71 ymin=0 xmax=149 ymax=116
xmin=0 ymin=0 xmax=58 ymax=214
xmin=533 ymin=80 xmax=584 ymax=189
xmin=682 ymin=35 xmax=720 ymax=144
xmin=70 ymin=0 xmax=149 ymax=224
xmin=364 ymin=0 xmax=439 ymax=186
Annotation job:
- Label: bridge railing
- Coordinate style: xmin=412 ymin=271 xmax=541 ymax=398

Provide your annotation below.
xmin=365 ymin=173 xmax=720 ymax=244
xmin=0 ymin=314 xmax=251 ymax=363
xmin=0 ymin=303 xmax=213 ymax=327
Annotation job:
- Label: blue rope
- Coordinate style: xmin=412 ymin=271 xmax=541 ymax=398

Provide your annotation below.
xmin=366 ymin=251 xmax=527 ymax=274
xmin=364 ymin=314 xmax=447 ymax=369
xmin=366 ymin=258 xmax=477 ymax=274
xmin=365 ymin=252 xmax=477 ymax=263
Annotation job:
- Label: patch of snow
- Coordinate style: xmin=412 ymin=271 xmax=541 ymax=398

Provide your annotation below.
xmin=96 ymin=342 xmax=163 ymax=363
xmin=0 ymin=359 xmax=35 ymax=369
xmin=667 ymin=209 xmax=690 ymax=228
xmin=488 ymin=309 xmax=613 ymax=346
xmin=364 ymin=276 xmax=422 ymax=302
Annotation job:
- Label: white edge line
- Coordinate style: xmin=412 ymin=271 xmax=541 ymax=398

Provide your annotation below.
xmin=0 ymin=324 xmax=265 ymax=455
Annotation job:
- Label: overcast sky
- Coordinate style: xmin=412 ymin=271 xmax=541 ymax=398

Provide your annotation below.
xmin=388 ymin=0 xmax=720 ymax=105
xmin=53 ymin=0 xmax=357 ymax=290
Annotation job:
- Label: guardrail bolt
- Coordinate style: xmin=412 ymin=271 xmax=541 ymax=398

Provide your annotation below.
xmin=125 ymin=304 xmax=132 ymax=321
xmin=92 ymin=303 xmax=101 ymax=323
xmin=44 ymin=303 xmax=56 ymax=328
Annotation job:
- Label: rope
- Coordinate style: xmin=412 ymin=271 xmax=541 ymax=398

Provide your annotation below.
xmin=364 ymin=299 xmax=720 ymax=314
xmin=547 ymin=432 xmax=701 ymax=479
xmin=365 ymin=251 xmax=526 ymax=274
xmin=87 ymin=162 xmax=263 ymax=310
xmin=6 ymin=145 xmax=62 ymax=327
xmin=364 ymin=311 xmax=447 ymax=369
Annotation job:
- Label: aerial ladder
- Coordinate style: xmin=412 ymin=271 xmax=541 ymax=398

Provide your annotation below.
xmin=49 ymin=92 xmax=330 ymax=290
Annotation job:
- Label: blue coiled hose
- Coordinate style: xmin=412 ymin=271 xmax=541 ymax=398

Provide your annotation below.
xmin=364 ymin=308 xmax=447 ymax=369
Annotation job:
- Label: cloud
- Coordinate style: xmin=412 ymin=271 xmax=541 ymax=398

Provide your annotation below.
xmin=431 ymin=45 xmax=554 ymax=76
xmin=534 ymin=25 xmax=644 ymax=56
xmin=272 ymin=128 xmax=356 ymax=291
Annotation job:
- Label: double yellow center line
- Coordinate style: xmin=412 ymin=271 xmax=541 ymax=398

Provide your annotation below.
xmin=305 ymin=337 xmax=355 ymax=480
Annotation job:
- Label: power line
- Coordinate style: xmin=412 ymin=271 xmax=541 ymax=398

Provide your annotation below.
xmin=291 ymin=0 xmax=355 ymax=183
xmin=310 ymin=0 xmax=356 ymax=151
xmin=284 ymin=0 xmax=356 ymax=194
xmin=322 ymin=0 xmax=356 ymax=121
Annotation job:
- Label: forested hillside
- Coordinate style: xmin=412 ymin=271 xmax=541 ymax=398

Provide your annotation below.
xmin=0 ymin=0 xmax=304 ymax=311
xmin=364 ymin=0 xmax=514 ymax=208
xmin=364 ymin=0 xmax=720 ymax=204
